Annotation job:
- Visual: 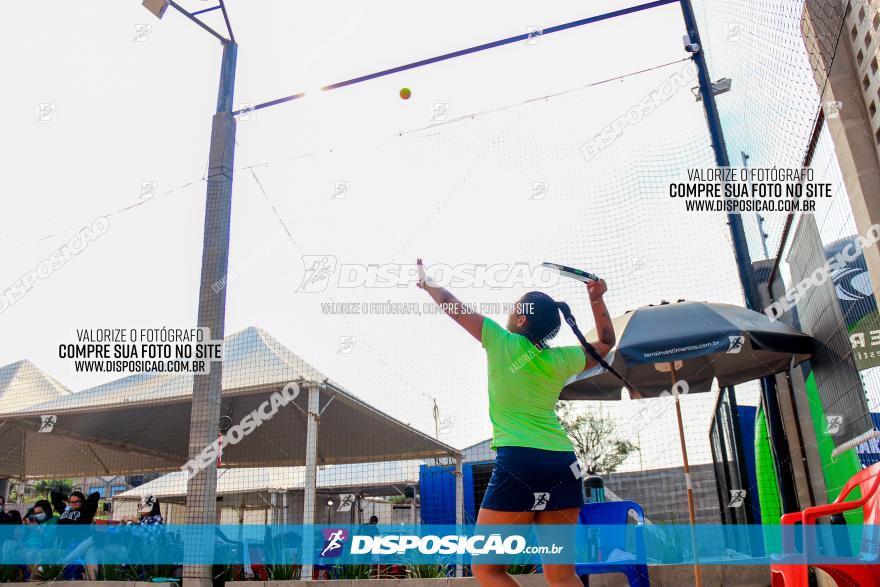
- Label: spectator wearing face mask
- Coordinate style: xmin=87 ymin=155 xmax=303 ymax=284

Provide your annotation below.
xmin=15 ymin=500 xmax=58 ymax=580
xmin=26 ymin=500 xmax=57 ymax=525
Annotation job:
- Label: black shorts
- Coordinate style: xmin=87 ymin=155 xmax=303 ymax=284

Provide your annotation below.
xmin=480 ymin=446 xmax=586 ymax=512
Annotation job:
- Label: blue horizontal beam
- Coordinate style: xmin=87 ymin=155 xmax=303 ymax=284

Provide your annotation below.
xmin=234 ymin=0 xmax=679 ymax=115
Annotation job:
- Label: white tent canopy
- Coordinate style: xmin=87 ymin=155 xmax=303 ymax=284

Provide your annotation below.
xmin=115 ymin=461 xmax=423 ymax=506
xmin=0 ymin=360 xmax=70 ymax=413
xmin=0 ymin=327 xmax=458 ymax=478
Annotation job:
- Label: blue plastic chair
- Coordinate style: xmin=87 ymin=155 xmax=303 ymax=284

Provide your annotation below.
xmin=576 ymin=500 xmax=649 ymax=587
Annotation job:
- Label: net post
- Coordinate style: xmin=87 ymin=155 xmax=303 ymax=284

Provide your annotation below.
xmin=410 ymin=484 xmax=417 ymax=525
xmin=300 ymin=382 xmax=321 ymax=581
xmin=182 ymin=39 xmax=237 ymax=587
xmin=454 ymin=454 xmax=463 ymax=578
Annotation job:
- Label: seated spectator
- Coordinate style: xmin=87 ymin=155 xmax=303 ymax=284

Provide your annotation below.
xmin=51 ymin=491 xmax=100 ymax=580
xmin=361 ymin=515 xmax=380 ymax=535
xmin=51 ymin=491 xmax=100 ymax=525
xmin=123 ymin=495 xmax=164 ymax=526
xmin=21 ymin=500 xmax=60 ymax=580
xmin=0 ymin=496 xmax=16 ymax=525
xmin=25 ymin=500 xmax=57 ymax=525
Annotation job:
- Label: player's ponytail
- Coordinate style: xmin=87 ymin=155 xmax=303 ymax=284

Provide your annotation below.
xmin=556 ymin=301 xmax=639 ymax=396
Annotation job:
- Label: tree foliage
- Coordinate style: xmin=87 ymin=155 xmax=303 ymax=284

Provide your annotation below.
xmin=556 ymin=401 xmax=638 ymax=475
xmin=33 ymin=478 xmax=74 ymax=498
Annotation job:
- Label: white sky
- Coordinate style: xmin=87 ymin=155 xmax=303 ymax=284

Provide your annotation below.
xmin=2 ymin=0 xmax=792 ymax=473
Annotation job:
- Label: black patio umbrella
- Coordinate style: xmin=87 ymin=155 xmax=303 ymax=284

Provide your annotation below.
xmin=559 ymin=300 xmax=813 ymax=568
xmin=561 ymin=300 xmax=813 ymax=400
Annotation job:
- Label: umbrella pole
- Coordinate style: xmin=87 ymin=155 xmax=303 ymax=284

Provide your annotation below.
xmin=670 ymin=362 xmax=702 ymax=587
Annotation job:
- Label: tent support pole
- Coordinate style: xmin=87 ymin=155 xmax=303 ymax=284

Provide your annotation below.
xmin=300 ymin=382 xmax=321 ymax=581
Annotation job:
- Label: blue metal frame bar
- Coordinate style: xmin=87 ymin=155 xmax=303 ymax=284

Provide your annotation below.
xmin=191 ymin=5 xmax=221 ymax=16
xmin=234 ymin=0 xmax=679 ymax=114
xmin=168 ymin=0 xmax=229 ymax=43
xmin=218 ymin=0 xmax=236 ymax=44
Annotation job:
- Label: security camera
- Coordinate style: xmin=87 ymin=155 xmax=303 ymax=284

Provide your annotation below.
xmin=683 ymin=34 xmax=701 ymax=53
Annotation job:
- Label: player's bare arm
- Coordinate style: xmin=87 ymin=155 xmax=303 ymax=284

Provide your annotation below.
xmin=417 ymin=258 xmax=484 ymax=342
xmin=585 ymin=278 xmax=615 ymax=368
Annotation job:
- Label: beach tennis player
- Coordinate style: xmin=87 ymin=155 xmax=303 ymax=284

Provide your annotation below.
xmin=416 ymin=259 xmax=620 ymax=587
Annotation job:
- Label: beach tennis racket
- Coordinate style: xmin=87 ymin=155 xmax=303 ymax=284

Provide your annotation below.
xmin=542 ymin=262 xmax=600 ymax=283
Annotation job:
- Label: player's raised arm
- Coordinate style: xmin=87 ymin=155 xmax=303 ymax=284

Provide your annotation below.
xmin=585 ymin=278 xmax=615 ymax=363
xmin=416 ymin=258 xmax=484 ymax=342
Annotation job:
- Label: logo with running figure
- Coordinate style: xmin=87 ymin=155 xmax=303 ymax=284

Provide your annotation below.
xmin=728 ymin=489 xmax=747 ymax=508
xmin=320 ymin=528 xmax=349 ymax=557
xmin=531 ymin=492 xmax=550 ymax=511
xmin=39 ymin=415 xmax=57 ymax=433
xmin=297 ymin=255 xmax=338 ymax=292
xmin=727 ymin=336 xmax=745 ymax=353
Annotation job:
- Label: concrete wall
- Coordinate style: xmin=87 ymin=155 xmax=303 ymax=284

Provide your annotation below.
xmin=460 ymin=439 xmax=494 ymax=463
xmin=603 ymin=463 xmax=722 ymax=524
xmin=803 ymin=1 xmax=880 ymax=307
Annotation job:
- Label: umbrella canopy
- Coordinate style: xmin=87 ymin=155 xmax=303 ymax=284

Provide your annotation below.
xmin=560 ymin=301 xmax=814 ymax=400
xmin=558 ymin=300 xmax=814 ymax=577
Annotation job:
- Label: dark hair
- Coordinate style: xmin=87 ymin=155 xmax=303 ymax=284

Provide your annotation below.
xmin=8 ymin=510 xmax=22 ymax=524
xmin=369 ymin=515 xmax=378 ymax=524
xmin=141 ymin=496 xmax=161 ymax=517
xmin=69 ymin=491 xmax=86 ymax=503
xmin=33 ymin=499 xmax=52 ymax=517
xmin=518 ymin=291 xmax=637 ymax=394
xmin=518 ymin=292 xmax=562 ymax=349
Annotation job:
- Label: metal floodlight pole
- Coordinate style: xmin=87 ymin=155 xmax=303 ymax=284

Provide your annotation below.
xmin=678 ymin=0 xmax=759 ymax=312
xmin=678 ymin=0 xmax=804 ymax=524
xmin=142 ymin=3 xmax=237 ymax=587
xmin=183 ymin=38 xmax=237 ymax=587
xmin=676 ymin=2 xmax=766 ymax=585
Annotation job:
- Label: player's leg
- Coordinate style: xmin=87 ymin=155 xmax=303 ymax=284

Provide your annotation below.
xmin=534 ymin=507 xmax=582 ymax=587
xmin=472 ymin=507 xmax=536 ymax=587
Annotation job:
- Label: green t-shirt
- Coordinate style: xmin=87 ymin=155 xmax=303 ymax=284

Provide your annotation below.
xmin=482 ymin=317 xmax=586 ymax=452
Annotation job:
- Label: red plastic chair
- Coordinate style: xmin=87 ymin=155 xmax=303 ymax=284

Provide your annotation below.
xmin=771 ymin=462 xmax=880 ymax=586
